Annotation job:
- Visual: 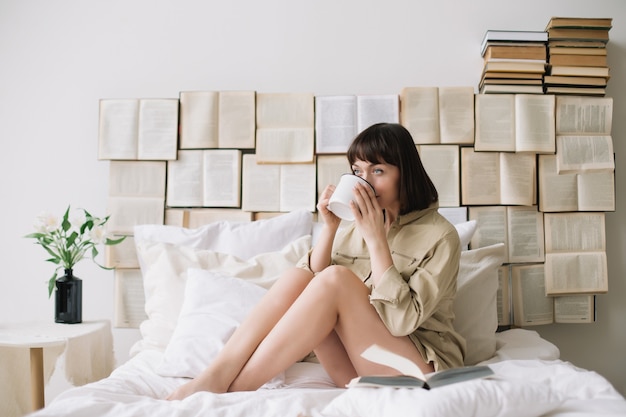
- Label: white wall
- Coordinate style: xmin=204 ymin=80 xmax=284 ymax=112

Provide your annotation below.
xmin=1 ymin=0 xmax=624 ymax=403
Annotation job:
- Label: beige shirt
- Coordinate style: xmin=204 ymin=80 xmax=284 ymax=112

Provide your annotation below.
xmin=298 ymin=204 xmax=466 ymax=370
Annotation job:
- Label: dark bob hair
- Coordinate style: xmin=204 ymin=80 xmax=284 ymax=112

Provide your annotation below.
xmin=346 ymin=123 xmax=438 ymax=214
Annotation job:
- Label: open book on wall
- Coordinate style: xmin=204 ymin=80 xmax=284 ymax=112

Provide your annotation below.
xmin=469 ymin=205 xmax=545 ymax=264
xmin=98 ymin=98 xmax=179 ymax=161
xmin=474 ymin=94 xmax=555 ymax=153
xmin=461 ymin=148 xmax=536 ymax=206
xmin=538 ymin=155 xmax=615 ymax=212
xmin=241 ymin=154 xmax=316 ymax=212
xmin=543 ymin=212 xmax=608 ymax=296
xmin=418 ymin=145 xmax=460 ymax=207
xmin=316 ymin=155 xmax=351 ymax=200
xmin=166 ymin=149 xmax=242 ymax=208
xmin=315 ymin=95 xmax=400 ymax=154
xmin=347 ymin=344 xmax=493 ymax=389
xmin=555 ymin=135 xmax=615 ymax=174
xmin=256 ymin=93 xmax=315 ymax=163
xmin=178 ymin=91 xmax=256 ymax=149
xmin=114 ymin=269 xmax=148 ymax=328
xmin=164 ymin=208 xmax=253 ymax=229
xmin=400 ymin=87 xmax=475 ymax=145
xmin=314 ymin=96 xmax=358 ymax=154
xmin=511 ymin=264 xmax=596 ymax=326
xmin=497 ymin=265 xmax=511 ymax=327
xmin=106 ymin=160 xmax=166 ymax=237
xmin=556 ymin=96 xmax=613 ymax=135
xmin=356 ymin=94 xmax=400 ymax=135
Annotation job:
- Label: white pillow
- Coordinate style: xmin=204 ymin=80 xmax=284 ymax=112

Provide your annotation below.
xmin=453 ymin=243 xmax=505 ymax=366
xmin=134 ymin=209 xmax=313 ymax=260
xmin=131 ymin=235 xmax=311 ymax=355
xmin=454 ymin=220 xmax=477 ymax=249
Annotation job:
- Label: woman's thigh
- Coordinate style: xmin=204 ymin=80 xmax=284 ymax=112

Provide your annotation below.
xmin=313 ymin=265 xmax=432 ymax=377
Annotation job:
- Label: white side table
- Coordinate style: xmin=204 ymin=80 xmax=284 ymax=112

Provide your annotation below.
xmin=0 ymin=320 xmax=114 ymax=414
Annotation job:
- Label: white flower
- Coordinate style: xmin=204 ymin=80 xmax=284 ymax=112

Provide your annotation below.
xmin=26 ymin=205 xmax=126 ymax=297
xmin=89 ymin=225 xmax=108 ymax=244
xmin=35 ymin=212 xmax=59 ymax=233
xmin=70 ymin=210 xmax=87 ymax=232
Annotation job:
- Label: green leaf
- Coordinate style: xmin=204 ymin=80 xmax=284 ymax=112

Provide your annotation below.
xmin=62 ymin=206 xmax=71 ymax=232
xmin=48 ymin=274 xmax=57 ymax=298
xmin=106 ymin=236 xmax=126 ymax=245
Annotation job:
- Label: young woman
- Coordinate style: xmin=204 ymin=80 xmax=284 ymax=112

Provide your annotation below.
xmin=167 ymin=122 xmax=465 ymax=399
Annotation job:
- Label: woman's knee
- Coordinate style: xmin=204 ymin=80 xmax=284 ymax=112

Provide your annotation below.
xmin=313 ymin=265 xmax=364 ymax=292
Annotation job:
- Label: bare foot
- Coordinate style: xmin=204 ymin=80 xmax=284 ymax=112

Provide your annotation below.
xmin=166 ymin=368 xmax=230 ymax=400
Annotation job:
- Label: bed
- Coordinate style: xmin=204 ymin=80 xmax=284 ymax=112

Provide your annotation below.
xmin=30 ymin=210 xmax=626 ymax=417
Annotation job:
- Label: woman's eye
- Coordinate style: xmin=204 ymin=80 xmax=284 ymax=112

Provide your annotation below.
xmin=352 ymin=169 xmax=361 ymax=175
xmin=373 ymin=168 xmax=383 ymax=174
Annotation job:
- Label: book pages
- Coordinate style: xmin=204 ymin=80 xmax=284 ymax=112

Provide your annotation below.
xmin=104 ymin=236 xmax=138 ymax=269
xmin=106 ymin=196 xmax=165 ymax=234
xmin=109 ymin=161 xmax=166 ymax=198
xmin=315 ymin=95 xmax=357 ymax=154
xmin=114 ymin=269 xmax=148 ymax=328
xmin=514 ymin=94 xmax=555 ymax=153
xmin=469 ymin=206 xmax=509 ymax=263
xmin=279 ymin=163 xmax=317 ymax=212
xmin=539 ymin=155 xmax=614 ymax=212
xmin=418 ymin=145 xmax=460 ymax=207
xmin=136 ymin=99 xmax=179 ymax=160
xmin=201 ymin=149 xmax=242 ymax=207
xmin=544 ymin=212 xmax=608 ymax=295
xmin=461 ymin=148 xmax=501 ymax=205
xmin=164 ymin=208 xmax=188 ymax=227
xmin=545 ymin=252 xmax=608 ymax=295
xmin=400 ymin=87 xmax=440 ymax=144
xmin=538 ymin=155 xmax=578 ymax=212
xmin=556 ymin=135 xmax=615 ymax=173
xmin=356 ymin=95 xmax=399 ymax=133
xmin=186 ymin=209 xmax=252 ymax=229
xmin=256 ymin=93 xmax=314 ymax=128
xmin=554 ymin=295 xmax=595 ymax=323
xmin=497 ymin=265 xmax=511 ymax=327
xmin=475 ymin=94 xmax=515 ymax=152
xmin=577 ymin=172 xmax=615 ymax=211
xmin=506 ymin=206 xmax=545 ymax=263
xmin=166 ymin=150 xmax=204 ymax=207
xmin=179 ymin=91 xmax=219 ymax=149
xmin=218 ymin=91 xmax=256 ymax=149
xmin=512 ymin=264 xmax=554 ymax=326
xmin=555 ymin=96 xmax=613 ymax=135
xmin=316 ymin=155 xmax=351 ymax=199
xmin=98 ymin=99 xmax=140 ymax=160
xmin=256 ymin=128 xmax=315 ymax=163
xmin=241 ymin=154 xmax=281 ymax=212
xmin=499 ymin=152 xmax=536 ymax=206
xmin=438 ymin=87 xmax=475 ymax=144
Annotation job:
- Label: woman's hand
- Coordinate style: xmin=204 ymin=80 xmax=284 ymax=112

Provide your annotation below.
xmin=317 ymin=184 xmax=342 ymax=229
xmin=350 ymin=182 xmax=386 ymax=246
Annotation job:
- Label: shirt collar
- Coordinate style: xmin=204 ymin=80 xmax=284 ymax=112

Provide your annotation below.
xmin=395 ymin=202 xmax=440 ymax=226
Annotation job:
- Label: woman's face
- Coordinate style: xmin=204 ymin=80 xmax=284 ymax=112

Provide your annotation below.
xmin=351 ymin=159 xmax=401 ymax=212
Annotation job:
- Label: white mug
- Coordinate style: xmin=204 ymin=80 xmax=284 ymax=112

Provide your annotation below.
xmin=328 ymin=174 xmax=376 ymax=221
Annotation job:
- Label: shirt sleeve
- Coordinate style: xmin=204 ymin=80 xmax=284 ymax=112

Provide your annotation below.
xmin=369 ymin=231 xmax=460 ymax=337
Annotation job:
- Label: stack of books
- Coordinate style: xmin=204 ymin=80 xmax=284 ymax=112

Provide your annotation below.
xmin=544 ymin=17 xmax=612 ymax=96
xmin=479 ymin=29 xmax=548 ymax=94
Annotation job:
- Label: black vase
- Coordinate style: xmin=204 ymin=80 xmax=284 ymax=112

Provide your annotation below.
xmin=55 ymin=269 xmax=82 ymax=324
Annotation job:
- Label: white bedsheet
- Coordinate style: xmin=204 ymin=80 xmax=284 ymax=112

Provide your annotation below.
xmin=29 ymin=330 xmax=626 ymax=417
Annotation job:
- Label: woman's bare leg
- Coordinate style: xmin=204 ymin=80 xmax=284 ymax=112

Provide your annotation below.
xmin=229 ymin=265 xmax=433 ymax=391
xmin=167 ymin=267 xmax=314 ymax=399
xmin=314 ymin=331 xmax=358 ymax=387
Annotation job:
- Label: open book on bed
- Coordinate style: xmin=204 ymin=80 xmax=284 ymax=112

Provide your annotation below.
xmin=347 ymin=344 xmax=494 ymax=389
